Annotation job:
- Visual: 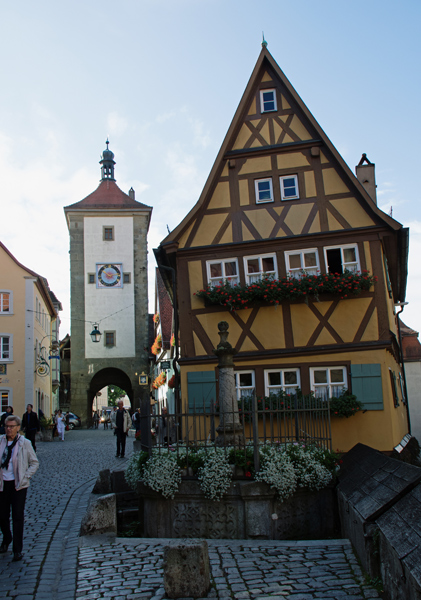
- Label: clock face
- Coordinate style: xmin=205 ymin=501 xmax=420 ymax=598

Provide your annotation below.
xmin=96 ymin=264 xmax=122 ymax=288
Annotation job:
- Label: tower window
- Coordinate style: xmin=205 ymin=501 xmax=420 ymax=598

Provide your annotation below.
xmin=104 ymin=331 xmax=116 ymax=347
xmin=260 ymin=89 xmax=277 ymax=113
xmin=88 ymin=274 xmax=95 ymax=284
xmin=123 ymin=273 xmax=131 ymax=284
xmin=103 ymin=227 xmax=114 ymax=241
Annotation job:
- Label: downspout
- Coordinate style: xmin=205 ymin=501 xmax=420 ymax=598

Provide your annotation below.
xmin=395 ymin=302 xmax=411 ymax=435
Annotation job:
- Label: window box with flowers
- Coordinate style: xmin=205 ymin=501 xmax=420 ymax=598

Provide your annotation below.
xmin=194 ymin=271 xmax=377 ymax=312
xmin=153 ymin=313 xmax=160 ymax=325
xmin=151 ymin=334 xmax=162 ymax=355
xmin=152 ymin=371 xmax=167 ymax=389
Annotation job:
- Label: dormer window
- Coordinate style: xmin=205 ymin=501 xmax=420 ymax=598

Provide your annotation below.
xmin=280 ymin=175 xmax=299 ymax=200
xmin=255 ymin=178 xmax=274 ymax=204
xmin=260 ymin=89 xmax=277 ymax=113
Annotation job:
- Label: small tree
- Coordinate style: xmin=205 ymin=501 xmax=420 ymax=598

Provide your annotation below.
xmin=108 ymin=386 xmax=126 ymax=406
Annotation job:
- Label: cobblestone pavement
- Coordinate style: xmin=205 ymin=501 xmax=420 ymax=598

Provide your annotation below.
xmin=0 ymin=429 xmax=382 ymax=600
xmin=77 ymin=538 xmax=381 ymax=600
xmin=0 ymin=427 xmax=130 ymax=600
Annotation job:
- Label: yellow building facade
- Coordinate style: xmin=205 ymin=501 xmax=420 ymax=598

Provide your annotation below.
xmin=155 ymin=46 xmax=409 ymax=452
xmin=0 ymin=242 xmax=58 ymax=420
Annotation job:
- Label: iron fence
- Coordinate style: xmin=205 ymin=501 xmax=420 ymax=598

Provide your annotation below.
xmin=140 ymin=392 xmax=332 ymax=472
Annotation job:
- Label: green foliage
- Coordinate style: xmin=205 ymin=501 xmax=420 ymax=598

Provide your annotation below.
xmin=228 ymin=447 xmax=255 ymax=477
xmin=108 ymin=386 xmax=126 ymax=406
xmin=329 ymin=392 xmax=362 ymax=418
xmin=195 ymin=270 xmax=377 ymax=311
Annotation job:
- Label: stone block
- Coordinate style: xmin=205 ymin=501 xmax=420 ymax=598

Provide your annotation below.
xmin=163 ymin=539 xmax=210 ymax=599
xmin=92 ymin=469 xmax=111 ymax=494
xmin=79 ymin=493 xmax=117 ymax=536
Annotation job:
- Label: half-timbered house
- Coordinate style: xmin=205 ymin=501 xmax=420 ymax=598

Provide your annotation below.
xmin=154 ymin=44 xmax=409 ymax=452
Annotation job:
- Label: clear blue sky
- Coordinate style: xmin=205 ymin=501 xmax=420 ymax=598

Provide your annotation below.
xmin=1 ymin=0 xmax=420 ymax=334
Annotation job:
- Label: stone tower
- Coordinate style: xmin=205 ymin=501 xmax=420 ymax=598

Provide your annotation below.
xmin=64 ymin=142 xmax=152 ymax=425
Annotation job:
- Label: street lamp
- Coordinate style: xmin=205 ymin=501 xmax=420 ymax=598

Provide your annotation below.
xmin=90 ymin=323 xmax=102 ymax=343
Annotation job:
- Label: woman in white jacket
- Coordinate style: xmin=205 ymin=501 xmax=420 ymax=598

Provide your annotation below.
xmin=0 ymin=415 xmax=39 ymax=561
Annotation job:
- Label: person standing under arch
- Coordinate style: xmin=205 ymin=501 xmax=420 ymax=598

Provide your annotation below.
xmin=111 ymin=400 xmax=131 ymax=458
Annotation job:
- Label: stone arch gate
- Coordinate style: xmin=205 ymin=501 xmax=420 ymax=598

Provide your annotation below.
xmin=88 ymin=367 xmax=134 ymax=416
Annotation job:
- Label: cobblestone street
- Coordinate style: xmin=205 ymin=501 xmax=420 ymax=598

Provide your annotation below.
xmin=0 ymin=429 xmax=382 ymax=600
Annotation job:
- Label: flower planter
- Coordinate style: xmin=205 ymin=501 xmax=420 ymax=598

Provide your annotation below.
xmin=137 ymin=479 xmax=338 ymax=540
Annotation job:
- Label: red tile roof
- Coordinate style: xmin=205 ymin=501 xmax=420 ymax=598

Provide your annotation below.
xmin=64 ymin=180 xmax=152 ymax=211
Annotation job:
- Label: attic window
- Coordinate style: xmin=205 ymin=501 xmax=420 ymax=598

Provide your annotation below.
xmin=280 ymin=175 xmax=299 ymax=200
xmin=260 ymin=89 xmax=277 ymax=113
xmin=255 ymin=178 xmax=274 ymax=204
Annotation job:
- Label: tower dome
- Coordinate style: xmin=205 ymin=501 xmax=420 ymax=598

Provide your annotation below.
xmin=99 ymin=139 xmax=116 ymax=181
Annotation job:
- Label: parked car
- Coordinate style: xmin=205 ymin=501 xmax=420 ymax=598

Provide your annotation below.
xmin=67 ymin=412 xmax=81 ymax=429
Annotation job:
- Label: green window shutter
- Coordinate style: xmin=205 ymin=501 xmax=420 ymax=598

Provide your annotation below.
xmin=187 ymin=371 xmax=216 ymax=414
xmin=350 ymin=364 xmax=383 ymax=411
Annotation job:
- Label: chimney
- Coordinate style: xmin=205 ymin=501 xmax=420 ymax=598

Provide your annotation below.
xmin=128 ymin=187 xmax=135 ymax=200
xmin=356 ymin=154 xmax=377 ymax=205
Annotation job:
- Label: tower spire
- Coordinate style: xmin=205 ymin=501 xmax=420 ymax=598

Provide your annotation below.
xmin=99 ymin=139 xmax=116 ymax=181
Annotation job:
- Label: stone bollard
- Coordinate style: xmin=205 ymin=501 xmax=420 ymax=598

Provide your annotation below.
xmin=163 ymin=539 xmax=210 ymax=599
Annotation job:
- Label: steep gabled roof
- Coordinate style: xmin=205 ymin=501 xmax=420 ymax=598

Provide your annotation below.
xmin=160 ymin=46 xmax=402 ymax=248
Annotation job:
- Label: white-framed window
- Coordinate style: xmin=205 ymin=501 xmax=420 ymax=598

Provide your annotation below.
xmin=0 ymin=291 xmax=11 ymax=314
xmin=244 ymin=254 xmax=277 ymax=284
xmin=255 ymin=178 xmax=274 ymax=204
xmin=260 ymin=89 xmax=277 ymax=113
xmin=265 ymin=369 xmax=301 ymax=396
xmin=324 ymin=244 xmax=360 ymax=274
xmin=310 ymin=366 xmax=347 ymax=399
xmin=285 ymin=249 xmax=319 ymax=279
xmin=280 ymin=175 xmax=299 ymax=200
xmin=0 ymin=335 xmax=11 ymax=361
xmin=207 ymin=259 xmax=239 ymax=286
xmin=234 ymin=371 xmax=255 ymax=402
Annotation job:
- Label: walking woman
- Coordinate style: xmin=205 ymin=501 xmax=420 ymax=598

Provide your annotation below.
xmin=55 ymin=410 xmax=65 ymax=441
xmin=0 ymin=415 xmax=39 ymax=561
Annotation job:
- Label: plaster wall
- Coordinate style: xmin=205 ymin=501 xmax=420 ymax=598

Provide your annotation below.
xmin=180 ymin=347 xmax=408 ymax=453
xmin=405 ymin=361 xmax=421 ymax=443
xmin=84 ymin=216 xmax=135 ymax=358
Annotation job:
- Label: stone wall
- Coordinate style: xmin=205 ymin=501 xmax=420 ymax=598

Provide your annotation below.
xmin=137 ymin=479 xmax=338 ymax=540
xmin=337 ymin=443 xmax=421 ymax=600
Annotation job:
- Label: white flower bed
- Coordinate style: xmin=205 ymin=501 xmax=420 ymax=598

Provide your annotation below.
xmin=125 ymin=442 xmax=334 ymax=502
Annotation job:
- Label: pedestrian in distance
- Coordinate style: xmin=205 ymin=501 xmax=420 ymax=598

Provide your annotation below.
xmin=0 ymin=415 xmax=39 ymax=562
xmin=55 ymin=410 xmax=65 ymax=441
xmin=51 ymin=409 xmax=58 ymax=439
xmin=110 ymin=400 xmax=131 ymax=458
xmin=0 ymin=407 xmax=13 ymax=435
xmin=93 ymin=411 xmax=99 ymax=429
xmin=21 ymin=404 xmax=40 ymax=452
xmin=133 ymin=407 xmax=141 ymax=435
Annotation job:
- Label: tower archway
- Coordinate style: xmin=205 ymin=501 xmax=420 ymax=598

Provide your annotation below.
xmin=88 ymin=367 xmax=133 ymax=410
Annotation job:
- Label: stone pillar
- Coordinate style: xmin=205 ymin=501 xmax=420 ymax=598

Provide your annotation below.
xmin=214 ymin=321 xmax=244 ymax=447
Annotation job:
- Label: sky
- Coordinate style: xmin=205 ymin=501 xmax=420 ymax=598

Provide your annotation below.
xmin=1 ymin=0 xmax=421 ymax=336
